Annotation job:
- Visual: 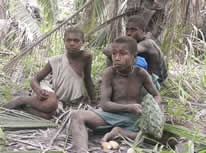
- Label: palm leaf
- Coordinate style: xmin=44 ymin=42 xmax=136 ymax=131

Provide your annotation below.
xmin=2 ymin=151 xmax=63 ymax=153
xmin=9 ymin=0 xmax=42 ymax=41
xmin=37 ymin=0 xmax=57 ymax=24
xmin=0 ymin=128 xmax=6 ymax=141
xmin=0 ymin=107 xmax=57 ymax=130
xmin=85 ymin=11 xmax=133 ymax=40
xmin=3 ymin=0 xmax=93 ymax=74
xmin=164 ymin=123 xmax=206 ymax=145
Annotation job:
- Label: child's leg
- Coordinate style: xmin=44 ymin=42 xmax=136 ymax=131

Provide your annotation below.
xmin=27 ymin=92 xmax=57 ymax=113
xmin=24 ymin=106 xmax=55 ymax=119
xmin=3 ymin=96 xmax=32 ymax=109
xmin=4 ymin=92 xmax=57 ymax=114
xmin=71 ymin=110 xmax=108 ymax=153
xmin=102 ymin=127 xmax=137 ymax=142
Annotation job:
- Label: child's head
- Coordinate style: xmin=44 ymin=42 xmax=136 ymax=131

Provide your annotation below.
xmin=64 ymin=27 xmax=84 ymax=54
xmin=126 ymin=15 xmax=146 ymax=42
xmin=64 ymin=27 xmax=84 ymax=41
xmin=111 ymin=36 xmax=137 ymax=71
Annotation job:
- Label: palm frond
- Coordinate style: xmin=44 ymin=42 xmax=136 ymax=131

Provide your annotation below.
xmin=3 ymin=0 xmax=93 ymax=74
xmin=164 ymin=123 xmax=206 ymax=145
xmin=0 ymin=107 xmax=57 ymax=130
xmin=9 ymin=0 xmax=42 ymax=41
xmin=3 ymin=151 xmax=63 ymax=153
xmin=37 ymin=0 xmax=58 ymax=25
xmin=0 ymin=128 xmax=6 ymax=141
xmin=85 ymin=11 xmax=132 ymax=40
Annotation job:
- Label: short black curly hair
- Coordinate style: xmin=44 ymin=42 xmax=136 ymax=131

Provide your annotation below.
xmin=64 ymin=27 xmax=84 ymax=40
xmin=127 ymin=15 xmax=146 ymax=31
xmin=113 ymin=36 xmax=137 ymax=55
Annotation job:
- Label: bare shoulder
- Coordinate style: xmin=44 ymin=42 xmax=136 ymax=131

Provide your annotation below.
xmin=133 ymin=66 xmax=150 ymax=79
xmin=81 ymin=50 xmax=92 ymax=61
xmin=139 ymin=38 xmax=156 ymax=48
xmin=139 ymin=39 xmax=161 ymax=55
xmin=134 ymin=66 xmax=147 ymax=74
xmin=102 ymin=67 xmax=114 ymax=80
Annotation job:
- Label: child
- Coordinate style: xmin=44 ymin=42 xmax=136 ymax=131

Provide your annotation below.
xmin=70 ymin=36 xmax=161 ymax=153
xmin=4 ymin=27 xmax=96 ymax=119
xmin=103 ymin=15 xmax=168 ymax=84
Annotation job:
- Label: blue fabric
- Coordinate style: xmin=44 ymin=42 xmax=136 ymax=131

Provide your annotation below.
xmin=134 ymin=56 xmax=148 ymax=70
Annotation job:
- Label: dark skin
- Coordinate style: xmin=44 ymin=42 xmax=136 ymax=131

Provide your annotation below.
xmin=4 ymin=32 xmax=95 ymax=119
xmin=126 ymin=22 xmax=163 ymax=77
xmin=71 ymin=42 xmax=161 ymax=152
xmin=103 ymin=22 xmax=163 ymax=78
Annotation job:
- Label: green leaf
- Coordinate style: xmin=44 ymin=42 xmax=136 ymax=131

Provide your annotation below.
xmin=164 ymin=123 xmax=206 ymax=145
xmin=0 ymin=128 xmax=6 ymax=141
xmin=0 ymin=107 xmax=57 ymax=130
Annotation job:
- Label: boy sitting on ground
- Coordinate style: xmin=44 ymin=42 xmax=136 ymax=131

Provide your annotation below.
xmin=3 ymin=27 xmax=96 ymax=119
xmin=70 ymin=36 xmax=161 ymax=153
xmin=103 ymin=15 xmax=168 ymax=86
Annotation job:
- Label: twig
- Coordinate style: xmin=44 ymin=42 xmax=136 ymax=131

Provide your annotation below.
xmin=49 ymin=103 xmax=84 ymax=147
xmin=49 ymin=110 xmax=72 ymax=146
xmin=63 ymin=118 xmax=71 ymax=150
xmin=7 ymin=137 xmax=40 ymax=148
xmin=55 ymin=109 xmax=70 ymax=124
xmin=162 ymin=96 xmax=206 ymax=108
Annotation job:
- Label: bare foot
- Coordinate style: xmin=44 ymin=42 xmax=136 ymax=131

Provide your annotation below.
xmin=101 ymin=127 xmax=121 ymax=142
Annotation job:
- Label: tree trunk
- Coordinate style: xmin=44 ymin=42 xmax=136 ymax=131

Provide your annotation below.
xmin=126 ymin=0 xmax=167 ymax=38
xmin=108 ymin=0 xmax=119 ymax=41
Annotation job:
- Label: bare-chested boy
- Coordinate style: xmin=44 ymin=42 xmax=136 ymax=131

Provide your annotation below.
xmin=3 ymin=27 xmax=96 ymax=119
xmin=103 ymin=15 xmax=168 ymax=84
xmin=71 ymin=36 xmax=161 ymax=153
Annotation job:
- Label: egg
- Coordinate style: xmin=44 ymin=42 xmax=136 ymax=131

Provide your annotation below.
xmin=109 ymin=140 xmax=120 ymax=150
xmin=101 ymin=142 xmax=112 ymax=150
xmin=127 ymin=147 xmax=136 ymax=153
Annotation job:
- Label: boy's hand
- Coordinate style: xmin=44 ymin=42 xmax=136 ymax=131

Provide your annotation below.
xmin=36 ymin=89 xmax=49 ymax=101
xmin=128 ymin=104 xmax=142 ymax=115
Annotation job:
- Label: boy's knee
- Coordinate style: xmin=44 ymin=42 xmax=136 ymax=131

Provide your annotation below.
xmin=71 ymin=111 xmax=82 ymax=121
xmin=43 ymin=92 xmax=58 ymax=111
xmin=111 ymin=127 xmax=121 ymax=133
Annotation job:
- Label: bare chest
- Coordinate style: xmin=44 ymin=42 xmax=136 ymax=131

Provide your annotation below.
xmin=111 ymin=75 xmax=143 ymax=102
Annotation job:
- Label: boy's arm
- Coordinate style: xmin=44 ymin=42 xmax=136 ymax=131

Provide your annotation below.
xmin=103 ymin=44 xmax=113 ymax=67
xmin=143 ymin=71 xmax=161 ymax=104
xmin=31 ymin=62 xmax=52 ymax=99
xmin=103 ymin=44 xmax=112 ymax=57
xmin=84 ymin=54 xmax=96 ymax=104
xmin=137 ymin=39 xmax=157 ymax=55
xmin=100 ymin=68 xmax=142 ymax=114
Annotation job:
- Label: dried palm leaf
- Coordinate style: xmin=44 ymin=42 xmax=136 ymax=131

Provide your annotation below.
xmin=0 ymin=107 xmax=57 ymax=130
xmin=2 ymin=151 xmax=63 ymax=153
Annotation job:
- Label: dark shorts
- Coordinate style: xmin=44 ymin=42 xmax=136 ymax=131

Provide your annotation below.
xmin=93 ymin=111 xmax=140 ymax=133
